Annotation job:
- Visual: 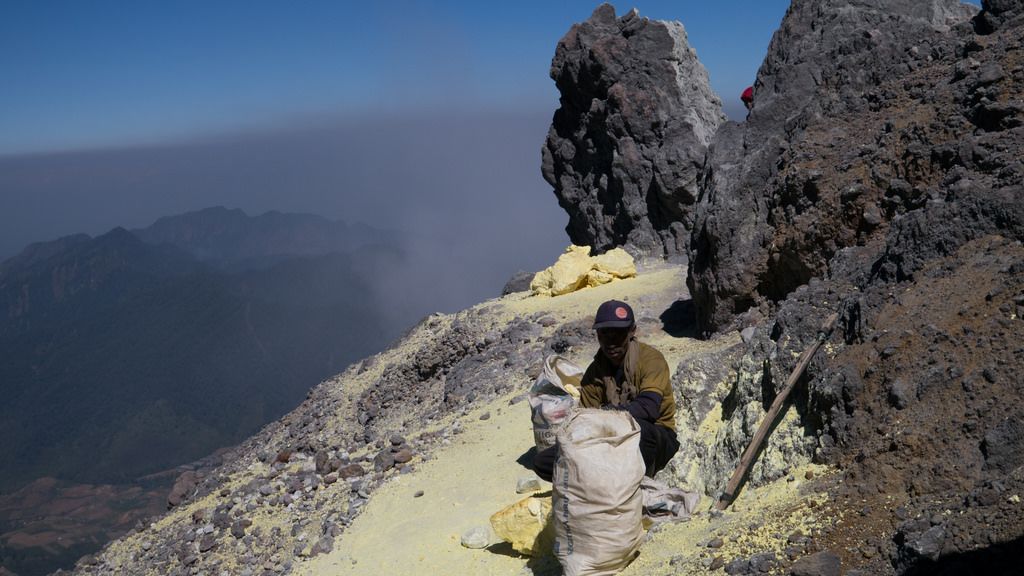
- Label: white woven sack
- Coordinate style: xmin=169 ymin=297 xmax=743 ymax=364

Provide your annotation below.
xmin=528 ymin=355 xmax=583 ymax=450
xmin=552 ymin=409 xmax=645 ymax=576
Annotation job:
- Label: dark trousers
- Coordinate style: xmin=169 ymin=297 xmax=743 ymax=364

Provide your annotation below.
xmin=532 ymin=418 xmax=680 ymax=482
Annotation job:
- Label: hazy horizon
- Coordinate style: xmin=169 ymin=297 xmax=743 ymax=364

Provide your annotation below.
xmin=0 ymin=108 xmax=570 ymax=315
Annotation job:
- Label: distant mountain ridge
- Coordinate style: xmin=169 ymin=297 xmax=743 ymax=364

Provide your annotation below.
xmin=134 ymin=206 xmax=396 ymax=266
xmin=0 ymin=207 xmax=407 ymax=493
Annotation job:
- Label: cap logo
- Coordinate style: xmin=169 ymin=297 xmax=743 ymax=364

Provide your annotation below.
xmin=615 ymin=306 xmax=629 ymax=319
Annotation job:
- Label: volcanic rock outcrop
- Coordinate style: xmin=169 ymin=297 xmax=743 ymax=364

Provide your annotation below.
xmin=546 ymin=0 xmax=1024 ymax=573
xmin=542 ymin=4 xmax=725 ymax=259
xmin=686 ymin=0 xmax=982 ymax=334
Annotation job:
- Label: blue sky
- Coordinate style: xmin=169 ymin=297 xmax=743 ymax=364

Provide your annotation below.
xmin=0 ymin=1 xmax=806 ymax=155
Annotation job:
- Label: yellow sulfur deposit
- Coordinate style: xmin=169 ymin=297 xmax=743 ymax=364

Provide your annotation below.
xmin=489 ymin=492 xmax=555 ymax=556
xmin=592 ymin=247 xmax=636 ymax=276
xmin=530 ymin=245 xmax=636 ymax=296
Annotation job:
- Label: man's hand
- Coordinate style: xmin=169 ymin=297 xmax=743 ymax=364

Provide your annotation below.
xmin=610 ymin=391 xmax=662 ymax=423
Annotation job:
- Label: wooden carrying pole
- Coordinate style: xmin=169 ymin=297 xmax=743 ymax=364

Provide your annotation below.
xmin=715 ymin=312 xmax=840 ymax=510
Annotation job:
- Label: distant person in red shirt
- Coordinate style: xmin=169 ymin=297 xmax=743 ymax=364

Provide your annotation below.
xmin=741 ymin=86 xmax=754 ymax=119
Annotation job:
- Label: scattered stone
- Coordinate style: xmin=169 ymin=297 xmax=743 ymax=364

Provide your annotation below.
xmin=862 ymin=203 xmax=883 ymax=227
xmin=516 ymin=476 xmax=543 ymax=494
xmin=707 ymin=537 xmax=725 ymax=548
xmin=198 ymin=534 xmax=217 ymax=553
xmin=749 ymin=551 xmax=777 ymax=573
xmin=724 ymin=558 xmax=750 ymax=575
xmin=790 ymin=550 xmax=841 ymax=576
xmin=479 ymin=412 xmax=491 ymax=421
xmin=414 ymin=490 xmax=425 ymax=498
xmin=502 ymin=270 xmax=535 ymax=295
xmin=903 ymin=525 xmax=945 ymax=562
xmin=212 ymin=509 xmax=231 ymax=530
xmin=373 ymin=450 xmax=396 ymax=472
xmin=313 ymin=450 xmax=329 ymax=473
xmin=393 ymin=448 xmax=414 ymax=464
xmin=888 ymin=379 xmax=912 ymax=409
xmin=338 ymin=463 xmax=366 ymax=479
xmin=981 ymin=412 xmax=1024 ymax=473
xmin=167 ymin=470 xmax=199 ymax=509
xmin=460 ymin=526 xmax=491 ymax=549
xmin=311 ymin=535 xmax=334 ymax=556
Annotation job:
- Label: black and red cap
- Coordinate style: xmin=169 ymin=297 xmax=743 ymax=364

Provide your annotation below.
xmin=593 ymin=299 xmax=635 ymax=329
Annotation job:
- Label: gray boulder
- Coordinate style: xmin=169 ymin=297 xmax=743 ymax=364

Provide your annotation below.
xmin=542 ymin=3 xmax=724 ymax=259
xmin=501 ymin=270 xmax=535 ymax=295
xmin=790 ymin=551 xmax=841 ymax=576
xmin=982 ymin=411 xmax=1024 ymax=473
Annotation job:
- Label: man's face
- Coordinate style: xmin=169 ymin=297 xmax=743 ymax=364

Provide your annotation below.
xmin=597 ymin=326 xmax=634 ymax=365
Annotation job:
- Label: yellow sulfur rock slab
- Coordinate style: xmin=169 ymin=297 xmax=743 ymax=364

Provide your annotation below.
xmin=593 ymin=248 xmax=636 ymax=276
xmin=490 ymin=492 xmax=554 ymax=556
xmin=530 ymin=245 xmax=636 ymax=296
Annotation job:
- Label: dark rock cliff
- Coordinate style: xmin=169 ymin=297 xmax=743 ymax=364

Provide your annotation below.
xmin=688 ymin=0 xmax=981 ymax=334
xmin=542 ymin=4 xmax=725 ymax=259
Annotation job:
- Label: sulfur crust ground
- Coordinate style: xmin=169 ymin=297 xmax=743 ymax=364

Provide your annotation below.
xmin=86 ymin=265 xmax=836 ymax=576
xmin=300 ymin=265 xmax=835 ymax=575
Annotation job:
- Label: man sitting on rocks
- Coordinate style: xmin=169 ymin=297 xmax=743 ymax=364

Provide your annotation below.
xmin=533 ymin=299 xmax=680 ymax=480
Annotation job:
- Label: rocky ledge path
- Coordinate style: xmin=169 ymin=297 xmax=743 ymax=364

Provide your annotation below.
xmin=70 ymin=263 xmax=850 ymax=576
